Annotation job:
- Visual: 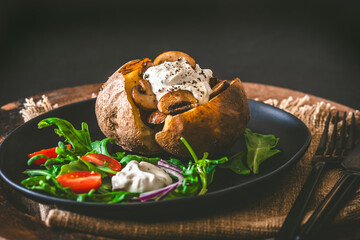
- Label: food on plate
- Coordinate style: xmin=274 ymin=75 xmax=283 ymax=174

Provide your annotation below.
xmin=112 ymin=160 xmax=172 ymax=192
xmin=21 ymin=118 xmax=280 ymax=203
xmin=56 ymin=171 xmax=102 ymax=194
xmin=81 ymin=153 xmax=122 ymax=173
xmin=95 ymin=51 xmax=250 ymax=158
xmin=28 ymin=144 xmax=71 ymax=165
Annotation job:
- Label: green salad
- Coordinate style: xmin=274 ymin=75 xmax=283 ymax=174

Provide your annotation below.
xmin=21 ymin=118 xmax=280 ymax=203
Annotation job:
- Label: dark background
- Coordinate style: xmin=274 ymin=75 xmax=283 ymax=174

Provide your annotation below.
xmin=0 ymin=0 xmax=359 ymax=109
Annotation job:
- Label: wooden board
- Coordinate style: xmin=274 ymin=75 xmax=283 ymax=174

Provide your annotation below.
xmin=0 ymin=82 xmax=358 ymax=240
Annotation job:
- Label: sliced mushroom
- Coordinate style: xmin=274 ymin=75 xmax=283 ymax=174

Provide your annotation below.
xmin=153 ymin=51 xmax=196 ymax=68
xmin=131 ymin=79 xmax=157 ymax=111
xmin=118 ymin=58 xmax=151 ymax=75
xmin=158 ymin=90 xmax=198 ymax=115
xmin=209 ymin=80 xmax=230 ymax=99
xmin=147 ymin=110 xmax=167 ymax=125
xmin=139 ymin=60 xmax=154 ymax=78
xmin=209 ymin=77 xmax=220 ymax=88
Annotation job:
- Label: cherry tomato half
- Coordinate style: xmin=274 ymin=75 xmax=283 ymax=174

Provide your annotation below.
xmin=28 ymin=144 xmax=71 ymax=165
xmin=81 ymin=153 xmax=121 ymax=172
xmin=56 ymin=171 xmax=101 ymax=194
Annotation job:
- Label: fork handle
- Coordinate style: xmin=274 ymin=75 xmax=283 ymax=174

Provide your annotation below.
xmin=297 ymin=173 xmax=360 ymax=240
xmin=275 ymin=161 xmax=326 ymax=240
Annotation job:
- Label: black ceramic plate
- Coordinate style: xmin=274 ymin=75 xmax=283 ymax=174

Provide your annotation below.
xmin=0 ymin=99 xmax=311 ymax=219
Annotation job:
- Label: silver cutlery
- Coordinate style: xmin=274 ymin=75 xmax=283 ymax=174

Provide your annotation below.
xmin=276 ymin=112 xmax=356 ymax=240
xmin=297 ymin=114 xmax=358 ymax=240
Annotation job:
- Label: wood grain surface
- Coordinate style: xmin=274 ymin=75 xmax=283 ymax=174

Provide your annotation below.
xmin=0 ymin=82 xmax=358 ymax=240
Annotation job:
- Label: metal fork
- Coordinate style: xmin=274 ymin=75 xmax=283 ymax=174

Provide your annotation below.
xmin=296 ymin=113 xmax=357 ymax=240
xmin=276 ymin=111 xmax=353 ymax=240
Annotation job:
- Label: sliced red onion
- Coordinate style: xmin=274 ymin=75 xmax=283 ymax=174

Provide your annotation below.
xmin=158 ymin=159 xmax=182 ymax=173
xmin=139 ymin=161 xmax=185 ymax=202
xmin=160 ymin=167 xmax=184 ymax=182
xmin=156 ymin=183 xmax=180 ymax=201
xmin=139 ymin=181 xmax=182 ymax=202
xmin=158 ymin=160 xmax=184 ymax=182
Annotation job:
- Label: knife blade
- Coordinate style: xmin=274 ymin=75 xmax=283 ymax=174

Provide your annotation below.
xmin=297 ymin=143 xmax=360 ymax=240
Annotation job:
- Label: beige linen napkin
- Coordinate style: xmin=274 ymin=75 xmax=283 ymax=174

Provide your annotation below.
xmin=19 ymin=95 xmax=360 ymax=239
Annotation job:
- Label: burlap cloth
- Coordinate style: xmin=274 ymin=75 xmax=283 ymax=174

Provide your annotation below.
xmin=19 ymin=95 xmax=360 ymax=240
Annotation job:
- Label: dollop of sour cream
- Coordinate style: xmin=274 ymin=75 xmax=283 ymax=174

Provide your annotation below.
xmin=143 ymin=58 xmax=213 ymax=105
xmin=111 ymin=160 xmax=172 ymax=193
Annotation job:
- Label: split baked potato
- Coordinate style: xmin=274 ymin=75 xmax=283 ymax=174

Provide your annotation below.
xmin=95 ymin=51 xmax=250 ymax=158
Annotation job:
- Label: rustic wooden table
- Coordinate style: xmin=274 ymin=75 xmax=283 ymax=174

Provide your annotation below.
xmin=0 ymin=82 xmax=359 ymax=240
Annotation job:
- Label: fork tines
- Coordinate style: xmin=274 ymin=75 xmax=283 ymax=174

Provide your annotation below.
xmin=313 ymin=112 xmax=356 ymax=164
xmin=345 ymin=112 xmax=356 ymax=154
xmin=276 ymin=111 xmax=356 ymax=240
xmin=334 ymin=112 xmax=346 ymax=156
xmin=314 ymin=113 xmax=331 ymax=156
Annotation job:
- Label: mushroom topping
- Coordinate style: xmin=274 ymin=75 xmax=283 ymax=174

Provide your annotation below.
xmin=209 ymin=80 xmax=230 ymax=99
xmin=209 ymin=77 xmax=220 ymax=88
xmin=153 ymin=51 xmax=196 ymax=68
xmin=147 ymin=110 xmax=167 ymax=125
xmin=118 ymin=58 xmax=151 ymax=75
xmin=139 ymin=60 xmax=154 ymax=78
xmin=158 ymin=90 xmax=198 ymax=115
xmin=131 ymin=79 xmax=157 ymax=111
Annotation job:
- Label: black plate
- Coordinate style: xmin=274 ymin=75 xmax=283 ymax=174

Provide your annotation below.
xmin=0 ymin=99 xmax=311 ymax=219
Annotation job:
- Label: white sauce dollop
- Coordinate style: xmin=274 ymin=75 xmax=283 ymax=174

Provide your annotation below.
xmin=111 ymin=160 xmax=172 ymax=193
xmin=143 ymin=58 xmax=213 ymax=105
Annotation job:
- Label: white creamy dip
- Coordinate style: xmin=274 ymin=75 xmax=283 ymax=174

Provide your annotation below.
xmin=111 ymin=160 xmax=172 ymax=193
xmin=143 ymin=58 xmax=213 ymax=105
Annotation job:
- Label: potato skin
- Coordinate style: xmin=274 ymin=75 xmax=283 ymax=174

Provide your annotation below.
xmin=96 ymin=62 xmax=249 ymax=158
xmin=95 ymin=67 xmax=163 ymax=155
xmin=155 ymin=78 xmax=250 ymax=158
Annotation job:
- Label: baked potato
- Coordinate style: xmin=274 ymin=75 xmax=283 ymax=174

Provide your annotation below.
xmin=95 ymin=51 xmax=250 ymax=158
xmin=95 ymin=58 xmax=163 ymax=155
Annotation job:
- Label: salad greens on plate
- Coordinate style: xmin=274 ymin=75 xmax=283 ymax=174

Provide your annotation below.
xmin=22 ymin=118 xmax=280 ymax=203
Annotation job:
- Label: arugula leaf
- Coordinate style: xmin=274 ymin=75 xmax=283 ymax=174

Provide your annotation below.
xmin=27 ymin=154 xmax=51 ymax=166
xmin=91 ymin=138 xmax=126 ymax=161
xmin=244 ymin=128 xmax=280 ymax=174
xmin=23 ymin=169 xmax=54 ymax=177
xmin=76 ymin=190 xmax=138 ymax=203
xmin=180 ymin=137 xmax=229 ymax=195
xmin=182 ymin=162 xmax=201 ymax=194
xmin=167 ymin=157 xmax=186 ymax=169
xmin=38 ymin=118 xmax=92 ymax=155
xmin=21 ymin=175 xmax=77 ymax=200
xmin=48 ymin=165 xmax=63 ymax=176
xmin=161 ymin=150 xmax=226 ymax=200
xmin=119 ymin=155 xmax=160 ymax=165
xmin=58 ymin=159 xmax=114 ymax=177
xmin=59 ymin=160 xmax=87 ymax=175
xmin=43 ymin=157 xmax=68 ymax=168
xmin=55 ymin=141 xmax=78 ymax=161
xmin=205 ymin=165 xmax=217 ymax=185
xmin=220 ymin=152 xmax=251 ymax=175
xmin=165 ymin=163 xmax=201 ymax=199
xmin=91 ymin=138 xmax=115 ymax=157
xmin=112 ymin=152 xmax=126 ymax=161
xmin=97 ymin=178 xmax=113 ymax=193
